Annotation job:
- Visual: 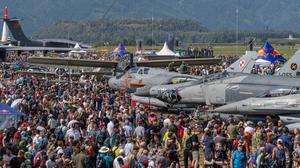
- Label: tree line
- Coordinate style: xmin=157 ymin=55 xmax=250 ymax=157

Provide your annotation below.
xmin=33 ymin=18 xmax=300 ymax=46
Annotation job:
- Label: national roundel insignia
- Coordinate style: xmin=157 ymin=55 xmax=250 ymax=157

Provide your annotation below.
xmin=291 ymin=63 xmax=297 ymax=71
xmin=239 ymin=59 xmax=246 ymax=68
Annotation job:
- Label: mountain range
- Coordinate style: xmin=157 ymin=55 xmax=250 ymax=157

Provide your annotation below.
xmin=1 ymin=0 xmax=300 ymax=35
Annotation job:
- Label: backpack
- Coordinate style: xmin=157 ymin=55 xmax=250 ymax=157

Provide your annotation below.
xmin=33 ymin=151 xmax=46 ymax=167
xmin=275 ymin=147 xmax=286 ymax=166
xmin=96 ymin=154 xmax=106 ymax=168
xmin=185 ymin=137 xmax=193 ymax=150
xmin=54 ymin=126 xmax=64 ymax=141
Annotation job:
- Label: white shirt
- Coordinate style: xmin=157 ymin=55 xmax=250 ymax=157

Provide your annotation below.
xmin=3 ymin=154 xmax=15 ymax=168
xmin=123 ymin=125 xmax=133 ymax=138
xmin=107 ymin=121 xmax=114 ymax=136
xmin=33 ymin=135 xmax=43 ymax=145
xmin=113 ymin=156 xmax=125 ymax=168
xmin=124 ymin=142 xmax=134 ymax=156
xmin=65 ymin=128 xmax=81 ymax=140
xmin=134 ymin=126 xmax=145 ymax=138
xmin=245 ymin=126 xmax=254 ymax=135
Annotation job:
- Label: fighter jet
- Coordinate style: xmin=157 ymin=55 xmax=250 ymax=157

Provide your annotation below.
xmin=27 ymin=55 xmax=221 ymax=92
xmin=131 ymin=51 xmax=258 ymax=108
xmin=145 ymin=51 xmax=258 ymax=97
xmin=213 ymin=92 xmax=300 ymax=125
xmin=213 ymin=92 xmax=300 ymax=115
xmin=155 ymin=49 xmax=300 ymax=108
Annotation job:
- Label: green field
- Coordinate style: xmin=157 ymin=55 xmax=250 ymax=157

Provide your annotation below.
xmin=213 ymin=45 xmax=299 ymax=58
xmin=98 ymin=44 xmax=300 ymax=59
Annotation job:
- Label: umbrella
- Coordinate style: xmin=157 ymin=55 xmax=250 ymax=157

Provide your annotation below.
xmin=11 ymin=98 xmax=23 ymax=109
xmin=36 ymin=126 xmax=45 ymax=131
xmin=67 ymin=120 xmax=79 ymax=128
xmin=0 ymin=103 xmax=26 ymax=116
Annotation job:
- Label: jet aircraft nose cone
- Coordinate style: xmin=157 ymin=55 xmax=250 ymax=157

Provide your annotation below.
xmin=213 ymin=103 xmax=238 ymax=114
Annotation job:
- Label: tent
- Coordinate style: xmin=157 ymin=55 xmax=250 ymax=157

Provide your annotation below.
xmin=255 ymin=59 xmax=271 ymax=67
xmin=256 ymin=42 xmax=286 ymax=64
xmin=156 ymin=42 xmax=176 ymax=56
xmin=110 ymin=43 xmax=129 ymax=56
xmin=0 ymin=103 xmax=26 ymax=129
xmin=68 ymin=43 xmax=87 ymax=57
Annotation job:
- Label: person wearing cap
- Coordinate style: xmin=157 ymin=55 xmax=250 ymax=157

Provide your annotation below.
xmin=47 ymin=114 xmax=57 ymax=131
xmin=113 ymin=149 xmax=125 ymax=168
xmin=272 ymin=138 xmax=288 ymax=168
xmin=244 ymin=121 xmax=254 ymax=154
xmin=231 ymin=144 xmax=247 ymax=168
xmin=96 ymin=146 xmax=112 ymax=168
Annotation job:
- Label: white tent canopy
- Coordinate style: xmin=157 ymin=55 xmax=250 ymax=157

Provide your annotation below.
xmin=156 ymin=42 xmax=176 ymax=56
xmin=74 ymin=43 xmax=82 ymax=51
xmin=255 ymin=59 xmax=271 ymax=67
xmin=69 ymin=43 xmax=87 ymax=57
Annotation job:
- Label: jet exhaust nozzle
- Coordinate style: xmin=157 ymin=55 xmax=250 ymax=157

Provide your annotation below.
xmin=158 ymin=89 xmax=181 ymax=104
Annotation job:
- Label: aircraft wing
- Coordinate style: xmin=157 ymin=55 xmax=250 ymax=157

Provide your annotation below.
xmin=0 ymin=46 xmax=95 ymax=52
xmin=27 ymin=57 xmax=118 ymax=68
xmin=16 ymin=70 xmax=113 ymax=77
xmin=136 ymin=58 xmax=221 ymax=67
xmin=81 ymin=71 xmax=113 ymax=76
xmin=16 ymin=71 xmax=57 ymax=77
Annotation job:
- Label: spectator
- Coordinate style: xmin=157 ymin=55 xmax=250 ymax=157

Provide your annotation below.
xmin=231 ymin=144 xmax=247 ymax=168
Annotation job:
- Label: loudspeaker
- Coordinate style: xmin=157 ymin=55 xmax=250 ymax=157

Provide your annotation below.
xmin=175 ymin=39 xmax=179 ymax=47
xmin=0 ymin=49 xmax=6 ymax=62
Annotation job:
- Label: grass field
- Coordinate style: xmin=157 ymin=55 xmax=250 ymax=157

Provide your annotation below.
xmin=97 ymin=44 xmax=300 ymax=59
xmin=213 ymin=45 xmax=299 ymax=59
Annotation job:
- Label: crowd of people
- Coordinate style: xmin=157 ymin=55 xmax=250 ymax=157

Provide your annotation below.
xmin=0 ymin=50 xmax=299 ymax=168
xmin=0 ymin=69 xmax=200 ymax=168
xmin=202 ymin=115 xmax=300 ymax=168
xmin=186 ymin=47 xmax=214 ymax=58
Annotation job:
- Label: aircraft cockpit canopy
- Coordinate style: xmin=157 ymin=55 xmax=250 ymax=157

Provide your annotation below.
xmin=129 ymin=67 xmax=140 ymax=73
xmin=168 ymin=76 xmax=198 ymax=84
xmin=258 ymin=87 xmax=300 ymax=98
xmin=137 ymin=68 xmax=150 ymax=75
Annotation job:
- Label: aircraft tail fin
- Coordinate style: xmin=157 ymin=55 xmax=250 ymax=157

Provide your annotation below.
xmin=225 ymin=51 xmax=257 ymax=73
xmin=275 ymin=49 xmax=300 ymax=77
xmin=6 ymin=19 xmax=30 ymax=42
